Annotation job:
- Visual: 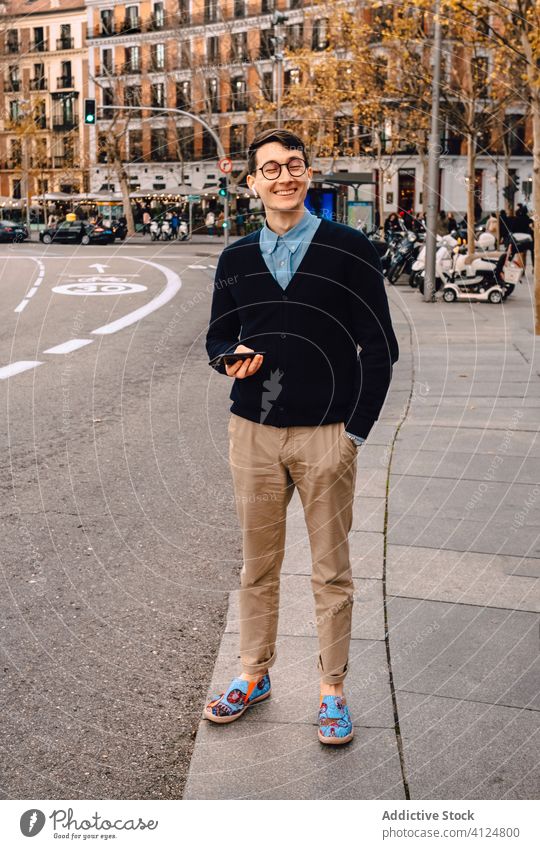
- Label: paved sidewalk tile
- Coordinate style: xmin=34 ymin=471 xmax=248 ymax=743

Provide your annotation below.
xmin=394 ymin=691 xmax=539 ymax=800
xmin=387 ymin=544 xmax=540 ymax=611
xmin=390 ymin=449 xmax=540 ymax=484
xmin=387 ymin=597 xmax=540 ymax=710
xmin=183 ymin=721 xmax=405 ymax=800
xmin=387 ymin=513 xmax=540 ymax=558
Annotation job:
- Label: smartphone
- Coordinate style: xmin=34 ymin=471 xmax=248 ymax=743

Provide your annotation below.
xmin=209 ymin=351 xmax=265 ymax=368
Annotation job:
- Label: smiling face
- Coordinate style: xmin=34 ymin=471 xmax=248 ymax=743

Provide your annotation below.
xmin=246 ymin=141 xmax=313 ymax=214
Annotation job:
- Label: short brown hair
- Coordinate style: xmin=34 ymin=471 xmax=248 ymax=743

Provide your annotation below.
xmin=247 ymin=128 xmax=309 ymax=175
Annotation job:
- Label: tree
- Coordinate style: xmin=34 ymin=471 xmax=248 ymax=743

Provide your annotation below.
xmin=440 ymin=0 xmax=539 ymax=330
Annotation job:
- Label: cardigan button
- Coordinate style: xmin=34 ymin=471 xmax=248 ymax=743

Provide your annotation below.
xmin=280 ymin=333 xmax=286 ymax=339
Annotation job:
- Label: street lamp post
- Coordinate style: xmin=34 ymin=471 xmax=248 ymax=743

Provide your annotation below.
xmin=18 ymin=98 xmax=33 ymax=232
xmin=424 ymin=0 xmax=443 ymax=302
xmin=93 ymin=105 xmax=231 ymax=245
xmin=272 ymin=12 xmax=287 ymax=129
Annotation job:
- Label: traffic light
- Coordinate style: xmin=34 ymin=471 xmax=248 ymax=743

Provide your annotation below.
xmin=84 ymin=98 xmax=96 ymax=124
xmin=218 ymin=177 xmax=227 ymax=197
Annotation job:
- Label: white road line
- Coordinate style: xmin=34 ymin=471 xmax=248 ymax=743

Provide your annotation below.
xmin=188 ymin=264 xmax=207 ymax=269
xmin=13 ymin=258 xmax=45 ymax=313
xmin=91 ymin=256 xmax=182 ymax=336
xmin=43 ymin=339 xmax=94 ymax=354
xmin=0 ymin=360 xmax=43 ymax=380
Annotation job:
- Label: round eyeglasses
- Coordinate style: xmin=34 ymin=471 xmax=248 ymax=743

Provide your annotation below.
xmin=257 ymin=157 xmax=307 ymax=180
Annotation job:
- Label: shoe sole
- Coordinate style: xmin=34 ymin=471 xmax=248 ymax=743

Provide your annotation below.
xmin=318 ymin=728 xmax=354 ymax=745
xmin=203 ymin=689 xmax=271 ymax=724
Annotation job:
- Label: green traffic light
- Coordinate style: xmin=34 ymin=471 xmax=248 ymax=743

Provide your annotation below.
xmin=86 ymin=115 xmax=95 ymax=123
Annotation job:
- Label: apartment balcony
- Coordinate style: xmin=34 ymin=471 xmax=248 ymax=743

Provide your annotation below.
xmin=52 ymin=114 xmax=79 ymax=131
xmin=6 ymin=42 xmax=20 ymax=54
xmin=57 ymin=76 xmax=74 ymax=89
xmin=30 ymin=157 xmax=53 ymax=169
xmin=91 ymin=23 xmax=116 ymax=38
xmin=229 ymin=51 xmax=249 ymax=64
xmin=257 ymin=44 xmax=273 ymax=60
xmin=34 ymin=115 xmax=47 ymax=129
xmin=30 ymin=78 xmax=47 ymax=91
xmin=122 ymin=63 xmax=142 ymax=75
xmin=7 ymin=159 xmax=22 ymax=169
xmin=231 ymin=98 xmax=249 ymax=112
xmin=94 ymin=64 xmax=115 ymax=77
xmin=53 ymin=155 xmax=78 ymax=169
xmin=4 ymin=79 xmax=21 ymax=92
xmin=145 ymin=13 xmax=176 ymax=31
xmin=56 ymin=37 xmax=75 ymax=50
xmin=148 ymin=61 xmax=166 ymax=73
xmin=30 ymin=40 xmax=49 ymax=52
xmin=121 ymin=17 xmax=141 ymax=34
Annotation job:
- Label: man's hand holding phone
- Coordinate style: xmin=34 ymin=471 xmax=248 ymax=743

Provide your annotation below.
xmin=225 ymin=345 xmax=264 ymax=378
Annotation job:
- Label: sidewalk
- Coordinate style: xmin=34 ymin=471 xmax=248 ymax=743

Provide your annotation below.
xmin=184 ymin=272 xmax=540 ymax=800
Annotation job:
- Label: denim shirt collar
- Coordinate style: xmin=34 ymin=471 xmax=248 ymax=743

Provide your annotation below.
xmin=260 ymin=207 xmax=316 ymax=255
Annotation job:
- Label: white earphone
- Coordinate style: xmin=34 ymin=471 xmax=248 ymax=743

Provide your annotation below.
xmin=251 ymin=186 xmax=258 ymax=197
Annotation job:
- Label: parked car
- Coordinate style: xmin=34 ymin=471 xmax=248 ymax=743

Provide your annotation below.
xmin=39 ymin=220 xmax=114 ymax=245
xmin=0 ymin=220 xmax=29 ymax=242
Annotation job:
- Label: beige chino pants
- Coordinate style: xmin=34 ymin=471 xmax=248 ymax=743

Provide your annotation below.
xmin=228 ymin=412 xmax=358 ymax=685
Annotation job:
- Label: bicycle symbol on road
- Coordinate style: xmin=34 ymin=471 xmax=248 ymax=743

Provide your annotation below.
xmin=52 ymin=277 xmax=147 ymax=296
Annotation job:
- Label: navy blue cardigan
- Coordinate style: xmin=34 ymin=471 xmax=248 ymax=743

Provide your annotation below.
xmin=205 ymin=218 xmax=399 ymax=439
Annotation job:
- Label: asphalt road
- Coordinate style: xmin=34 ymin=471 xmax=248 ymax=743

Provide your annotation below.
xmin=0 ymin=239 xmax=243 ymax=799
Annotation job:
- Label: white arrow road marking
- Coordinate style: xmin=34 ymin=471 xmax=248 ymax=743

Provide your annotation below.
xmin=0 ymin=361 xmax=44 ymax=380
xmin=88 ymin=263 xmax=109 ymax=273
xmin=43 ymin=339 xmax=94 ymax=354
xmin=14 ymin=259 xmax=45 ymax=313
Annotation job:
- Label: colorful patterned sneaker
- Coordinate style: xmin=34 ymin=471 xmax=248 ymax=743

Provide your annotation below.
xmin=203 ymin=674 xmax=271 ymax=724
xmin=318 ymin=695 xmax=354 ymax=745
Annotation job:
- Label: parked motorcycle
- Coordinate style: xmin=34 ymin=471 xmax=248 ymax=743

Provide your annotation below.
xmin=386 ymin=231 xmax=422 ymax=284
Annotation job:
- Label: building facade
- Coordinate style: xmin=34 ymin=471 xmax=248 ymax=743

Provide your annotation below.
xmin=0 ymin=0 xmax=533 ymax=217
xmin=0 ymin=0 xmax=91 ymax=200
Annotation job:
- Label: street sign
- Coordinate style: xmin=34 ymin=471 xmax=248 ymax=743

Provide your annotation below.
xmin=218 ymin=157 xmax=233 ymax=174
xmin=187 ymin=194 xmax=200 ymax=201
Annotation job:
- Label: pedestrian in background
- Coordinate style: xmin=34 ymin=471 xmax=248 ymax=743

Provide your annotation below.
xmin=446 ymin=211 xmax=457 ymax=233
xmin=216 ymin=209 xmax=225 ymax=235
xmin=236 ymin=210 xmax=245 ymax=236
xmin=205 ymin=209 xmax=215 ymax=236
xmin=142 ymin=209 xmax=151 ymax=235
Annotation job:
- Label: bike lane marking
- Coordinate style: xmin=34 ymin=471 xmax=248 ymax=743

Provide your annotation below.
xmin=0 ymin=360 xmax=44 ymax=379
xmin=0 ymin=256 xmax=182 ymax=378
xmin=13 ymin=258 xmax=45 ymax=314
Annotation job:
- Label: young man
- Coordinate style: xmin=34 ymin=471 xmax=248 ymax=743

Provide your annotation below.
xmin=205 ymin=128 xmax=399 ymax=745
